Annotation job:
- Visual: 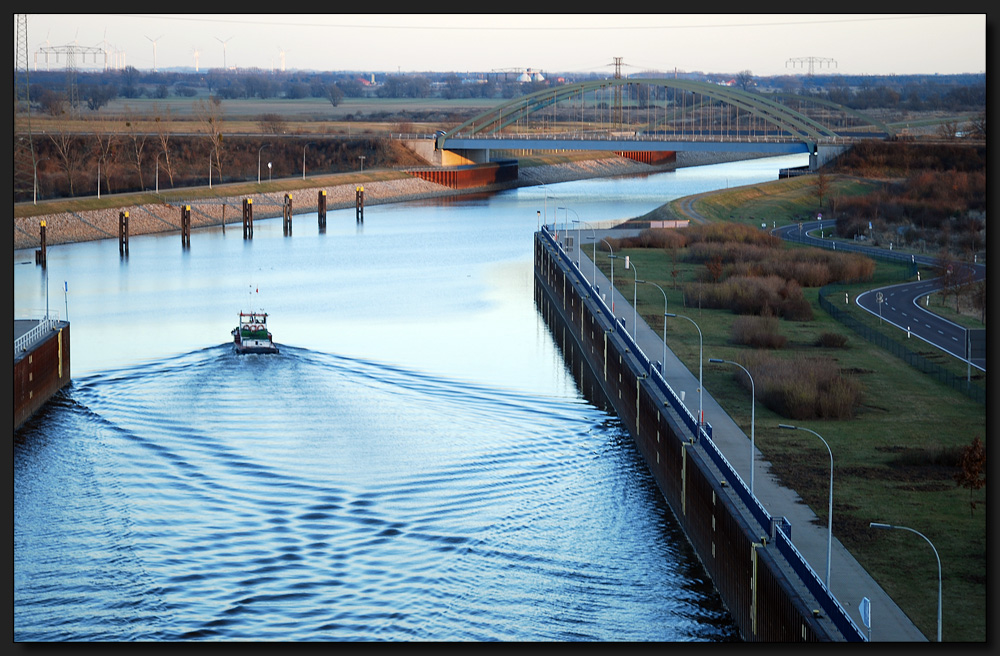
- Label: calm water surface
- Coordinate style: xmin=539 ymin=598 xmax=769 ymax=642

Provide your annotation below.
xmin=14 ymin=155 xmax=806 ymax=641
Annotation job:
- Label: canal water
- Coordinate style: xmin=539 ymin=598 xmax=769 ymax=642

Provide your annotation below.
xmin=14 ymin=154 xmax=807 ymax=641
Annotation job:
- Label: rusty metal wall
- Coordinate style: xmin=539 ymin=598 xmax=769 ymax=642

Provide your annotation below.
xmin=14 ymin=323 xmax=71 ymax=431
xmin=407 ymin=160 xmax=518 ymax=189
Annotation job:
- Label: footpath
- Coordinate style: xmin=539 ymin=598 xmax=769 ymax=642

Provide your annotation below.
xmin=564 ymin=230 xmax=926 ymax=642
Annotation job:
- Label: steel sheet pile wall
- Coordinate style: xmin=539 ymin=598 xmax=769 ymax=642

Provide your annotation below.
xmin=533 ymin=230 xmax=864 ymax=642
xmin=407 ymin=160 xmax=518 ymax=189
xmin=14 ymin=323 xmax=71 ymax=431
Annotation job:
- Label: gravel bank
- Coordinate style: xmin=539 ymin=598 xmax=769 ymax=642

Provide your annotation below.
xmin=14 ymin=151 xmax=768 ymax=252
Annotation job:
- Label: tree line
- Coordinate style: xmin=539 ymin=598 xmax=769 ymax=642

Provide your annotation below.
xmin=19 ymin=67 xmax=986 ymax=114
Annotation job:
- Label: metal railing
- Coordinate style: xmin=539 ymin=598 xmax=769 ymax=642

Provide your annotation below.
xmin=538 ymin=225 xmax=865 ymax=641
xmin=15 ymin=315 xmax=60 ymax=358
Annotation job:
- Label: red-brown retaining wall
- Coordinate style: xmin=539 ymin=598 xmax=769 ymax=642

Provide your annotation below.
xmin=407 ymin=160 xmax=518 ymax=189
xmin=618 ymin=151 xmax=677 ymax=165
xmin=15 ymin=323 xmax=71 ymax=431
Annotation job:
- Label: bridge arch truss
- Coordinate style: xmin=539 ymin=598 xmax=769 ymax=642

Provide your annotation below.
xmin=436 ymin=79 xmax=892 ymax=154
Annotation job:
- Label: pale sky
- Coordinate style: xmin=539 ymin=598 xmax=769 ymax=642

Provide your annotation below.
xmin=17 ymin=13 xmax=987 ymax=78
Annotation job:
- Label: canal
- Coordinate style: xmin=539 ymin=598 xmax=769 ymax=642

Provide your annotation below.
xmin=14 ymin=154 xmax=806 ymax=641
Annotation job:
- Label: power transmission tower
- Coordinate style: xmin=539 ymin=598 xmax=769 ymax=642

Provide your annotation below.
xmin=37 ymin=42 xmax=106 ymax=110
xmin=613 ymin=56 xmax=623 ymax=130
xmin=786 ymin=56 xmax=837 ymax=76
xmin=14 ymin=14 xmax=36 ymax=202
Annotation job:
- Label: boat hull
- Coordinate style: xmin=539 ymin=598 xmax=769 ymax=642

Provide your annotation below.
xmin=235 ymin=343 xmax=279 ymax=355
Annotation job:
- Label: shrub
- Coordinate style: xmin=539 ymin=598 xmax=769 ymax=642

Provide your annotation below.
xmin=735 ymin=351 xmax=864 ymax=420
xmin=730 ymin=315 xmax=787 ymax=349
xmin=815 ymin=332 xmax=849 ymax=348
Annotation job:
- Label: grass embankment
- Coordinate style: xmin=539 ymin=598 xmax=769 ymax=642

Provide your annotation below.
xmin=604 ymin=175 xmax=986 ymax=642
xmin=14 ymin=151 xmax=615 ymax=221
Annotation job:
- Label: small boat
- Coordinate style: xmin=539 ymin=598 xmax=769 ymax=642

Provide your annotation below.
xmin=232 ymin=311 xmax=279 ymax=354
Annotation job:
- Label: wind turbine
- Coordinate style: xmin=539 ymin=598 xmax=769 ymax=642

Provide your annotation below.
xmin=277 ymin=46 xmax=287 ymax=72
xmin=41 ymin=29 xmax=51 ymax=70
xmin=215 ymin=36 xmax=232 ymax=69
xmin=102 ymin=28 xmax=110 ymax=71
xmin=192 ymin=47 xmax=200 ymax=72
xmin=146 ymin=35 xmax=163 ymax=71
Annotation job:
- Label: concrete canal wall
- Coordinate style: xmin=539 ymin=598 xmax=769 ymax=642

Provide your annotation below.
xmin=533 ymin=228 xmax=865 ymax=642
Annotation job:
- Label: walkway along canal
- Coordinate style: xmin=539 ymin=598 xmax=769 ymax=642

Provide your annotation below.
xmin=534 ymin=225 xmax=926 ymax=641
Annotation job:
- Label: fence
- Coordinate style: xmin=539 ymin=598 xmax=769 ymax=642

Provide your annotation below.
xmin=819 ymin=287 xmax=985 ymax=404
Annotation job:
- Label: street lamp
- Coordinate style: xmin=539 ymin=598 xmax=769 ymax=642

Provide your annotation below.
xmin=668 ymin=313 xmax=703 ymax=438
xmin=268 ymin=162 xmax=272 ymax=182
xmin=579 ymin=220 xmax=598 ymax=291
xmin=780 ymin=424 xmax=834 ymax=588
xmin=638 ymin=278 xmax=667 ymax=375
xmin=710 ymin=358 xmax=756 ymax=495
xmin=558 ymin=206 xmax=580 ymax=263
xmin=33 ymin=157 xmax=49 ymax=205
xmin=869 ymin=522 xmax=942 ymax=642
xmin=155 ymin=152 xmax=165 ymax=194
xmin=602 ymin=238 xmax=616 ymax=319
xmin=359 ymin=155 xmax=366 ymax=171
xmin=624 ymin=256 xmax=638 ymax=335
xmin=258 ymin=144 xmax=270 ymax=184
xmin=302 ymin=142 xmax=315 ymax=180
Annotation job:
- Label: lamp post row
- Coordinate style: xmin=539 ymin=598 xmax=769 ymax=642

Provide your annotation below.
xmin=547 ymin=213 xmax=943 ymax=640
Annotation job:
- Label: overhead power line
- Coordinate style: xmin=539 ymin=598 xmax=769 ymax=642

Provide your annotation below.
xmin=786 ymin=57 xmax=837 ymax=76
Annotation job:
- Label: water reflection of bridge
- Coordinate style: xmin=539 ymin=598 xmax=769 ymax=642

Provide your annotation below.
xmin=430 ymin=79 xmax=892 ymax=169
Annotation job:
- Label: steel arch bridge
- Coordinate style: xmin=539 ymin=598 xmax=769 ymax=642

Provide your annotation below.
xmin=434 ymin=78 xmax=892 ymax=160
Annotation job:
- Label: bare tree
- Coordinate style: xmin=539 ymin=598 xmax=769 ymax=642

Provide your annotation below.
xmin=968 ymin=111 xmax=986 ymax=139
xmin=122 ymin=105 xmax=149 ymax=190
xmin=971 ymin=279 xmax=986 ymax=324
xmin=90 ymin=115 xmax=122 ymax=196
xmin=47 ymin=130 xmax=85 ymax=196
xmin=195 ymin=96 xmax=226 ymax=183
xmin=735 ymin=70 xmax=755 ymax=92
xmin=953 ymin=435 xmax=986 ymax=516
xmin=152 ymin=104 xmax=176 ymax=188
xmin=257 ymin=113 xmax=287 ymax=134
xmin=814 ymin=170 xmax=829 ymax=208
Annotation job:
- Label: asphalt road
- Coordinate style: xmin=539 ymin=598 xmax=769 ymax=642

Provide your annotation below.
xmin=772 ymin=220 xmax=985 ymax=371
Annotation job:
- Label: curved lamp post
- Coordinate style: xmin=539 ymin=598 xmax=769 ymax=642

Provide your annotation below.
xmin=556 ymin=207 xmax=580 ymax=258
xmin=34 ymin=157 xmax=49 ymax=205
xmin=780 ymin=423 xmax=834 ymax=588
xmin=582 ymin=221 xmax=598 ymax=291
xmin=638 ymin=279 xmax=667 ymax=375
xmin=602 ymin=238 xmax=616 ymax=319
xmin=302 ymin=142 xmax=315 ymax=180
xmin=258 ymin=144 xmax=270 ymax=184
xmin=624 ymin=256 xmax=637 ymax=335
xmin=870 ymin=522 xmax=942 ymax=642
xmin=711 ymin=358 xmax=755 ymax=495
xmin=668 ymin=313 xmax=703 ymax=439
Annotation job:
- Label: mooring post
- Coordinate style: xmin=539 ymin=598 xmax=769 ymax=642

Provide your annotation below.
xmin=181 ymin=206 xmax=191 ymax=247
xmin=318 ymin=190 xmax=327 ymax=231
xmin=36 ymin=219 xmax=47 ymax=267
xmin=118 ymin=211 xmax=129 ymax=256
xmin=243 ymin=198 xmax=253 ymax=239
xmin=356 ymin=185 xmax=364 ymax=223
xmin=283 ymin=193 xmax=293 ymax=236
